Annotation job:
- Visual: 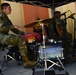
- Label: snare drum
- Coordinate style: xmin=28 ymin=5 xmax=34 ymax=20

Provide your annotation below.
xmin=39 ymin=43 xmax=64 ymax=60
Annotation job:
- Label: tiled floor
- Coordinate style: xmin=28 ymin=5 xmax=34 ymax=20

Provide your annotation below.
xmin=0 ymin=57 xmax=76 ymax=75
xmin=0 ymin=47 xmax=76 ymax=75
xmin=0 ymin=48 xmax=33 ymax=75
xmin=0 ymin=60 xmax=33 ymax=75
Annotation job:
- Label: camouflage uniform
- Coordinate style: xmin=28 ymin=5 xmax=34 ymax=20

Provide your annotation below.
xmin=47 ymin=18 xmax=72 ymax=59
xmin=0 ymin=11 xmax=27 ymax=56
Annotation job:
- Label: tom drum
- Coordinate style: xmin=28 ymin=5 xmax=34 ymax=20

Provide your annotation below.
xmin=39 ymin=43 xmax=64 ymax=60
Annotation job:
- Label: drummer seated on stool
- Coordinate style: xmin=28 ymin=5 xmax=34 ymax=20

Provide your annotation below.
xmin=46 ymin=11 xmax=72 ymax=61
xmin=0 ymin=3 xmax=37 ymax=68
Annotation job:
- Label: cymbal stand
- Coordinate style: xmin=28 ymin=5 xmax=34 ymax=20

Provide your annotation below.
xmin=40 ymin=23 xmax=67 ymax=73
xmin=40 ymin=23 xmax=47 ymax=70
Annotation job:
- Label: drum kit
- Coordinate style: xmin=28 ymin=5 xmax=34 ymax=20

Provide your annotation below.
xmin=24 ymin=18 xmax=67 ymax=72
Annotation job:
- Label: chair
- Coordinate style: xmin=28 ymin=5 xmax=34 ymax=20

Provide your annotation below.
xmin=0 ymin=44 xmax=22 ymax=75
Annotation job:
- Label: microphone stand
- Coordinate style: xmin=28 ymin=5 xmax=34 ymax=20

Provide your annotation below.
xmin=64 ymin=14 xmax=67 ymax=26
xmin=67 ymin=16 xmax=76 ymax=57
xmin=71 ymin=17 xmax=76 ymax=57
xmin=61 ymin=13 xmax=67 ymax=27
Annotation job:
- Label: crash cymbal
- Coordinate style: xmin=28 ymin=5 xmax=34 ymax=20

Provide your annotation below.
xmin=24 ymin=20 xmax=42 ymax=28
xmin=24 ymin=18 xmax=52 ymax=28
xmin=24 ymin=21 xmax=37 ymax=28
xmin=41 ymin=18 xmax=52 ymax=23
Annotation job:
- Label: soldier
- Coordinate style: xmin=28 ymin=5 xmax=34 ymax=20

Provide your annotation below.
xmin=47 ymin=11 xmax=72 ymax=62
xmin=0 ymin=3 xmax=37 ymax=68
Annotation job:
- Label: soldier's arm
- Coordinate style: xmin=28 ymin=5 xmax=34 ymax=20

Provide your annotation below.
xmin=9 ymin=20 xmax=25 ymax=35
xmin=0 ymin=14 xmax=5 ymax=27
xmin=11 ymin=27 xmax=25 ymax=35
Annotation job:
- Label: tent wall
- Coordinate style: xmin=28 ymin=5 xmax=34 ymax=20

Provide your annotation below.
xmin=23 ymin=4 xmax=49 ymax=33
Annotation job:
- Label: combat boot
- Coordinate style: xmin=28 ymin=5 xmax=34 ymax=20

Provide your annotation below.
xmin=22 ymin=56 xmax=38 ymax=68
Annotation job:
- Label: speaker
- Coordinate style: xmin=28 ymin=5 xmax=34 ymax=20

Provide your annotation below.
xmin=33 ymin=68 xmax=55 ymax=75
xmin=55 ymin=70 xmax=69 ymax=75
xmin=33 ymin=68 xmax=69 ymax=75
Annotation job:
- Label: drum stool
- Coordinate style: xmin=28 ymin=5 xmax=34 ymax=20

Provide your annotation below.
xmin=0 ymin=44 xmax=21 ymax=75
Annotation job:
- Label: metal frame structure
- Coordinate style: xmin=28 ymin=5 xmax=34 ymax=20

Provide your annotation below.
xmin=6 ymin=0 xmax=76 ymax=8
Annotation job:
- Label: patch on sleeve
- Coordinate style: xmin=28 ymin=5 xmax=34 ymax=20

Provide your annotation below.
xmin=0 ymin=23 xmax=4 ymax=27
xmin=0 ymin=14 xmax=2 ymax=17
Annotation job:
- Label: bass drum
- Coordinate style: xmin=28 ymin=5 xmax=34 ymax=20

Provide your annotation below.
xmin=39 ymin=42 xmax=64 ymax=60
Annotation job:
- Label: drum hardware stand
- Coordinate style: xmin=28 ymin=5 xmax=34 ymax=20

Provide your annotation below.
xmin=39 ymin=23 xmax=67 ymax=73
xmin=31 ymin=42 xmax=41 ymax=61
xmin=33 ymin=43 xmax=44 ymax=68
xmin=0 ymin=45 xmax=15 ymax=75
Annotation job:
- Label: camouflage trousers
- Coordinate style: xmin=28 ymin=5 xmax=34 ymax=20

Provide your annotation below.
xmin=0 ymin=34 xmax=27 ymax=56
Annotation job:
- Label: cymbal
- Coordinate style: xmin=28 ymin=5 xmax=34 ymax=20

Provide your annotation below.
xmin=24 ymin=21 xmax=37 ymax=28
xmin=24 ymin=18 xmax=52 ymax=28
xmin=41 ymin=18 xmax=52 ymax=23
xmin=24 ymin=20 xmax=42 ymax=28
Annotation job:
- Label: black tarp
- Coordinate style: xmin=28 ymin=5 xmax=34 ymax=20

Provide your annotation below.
xmin=6 ymin=0 xmax=76 ymax=8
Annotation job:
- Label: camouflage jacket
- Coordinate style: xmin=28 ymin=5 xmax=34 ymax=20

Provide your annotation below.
xmin=0 ymin=11 xmax=24 ymax=34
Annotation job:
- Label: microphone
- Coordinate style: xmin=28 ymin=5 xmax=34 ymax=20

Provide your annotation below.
xmin=61 ymin=10 xmax=70 ymax=16
xmin=67 ymin=13 xmax=76 ymax=19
